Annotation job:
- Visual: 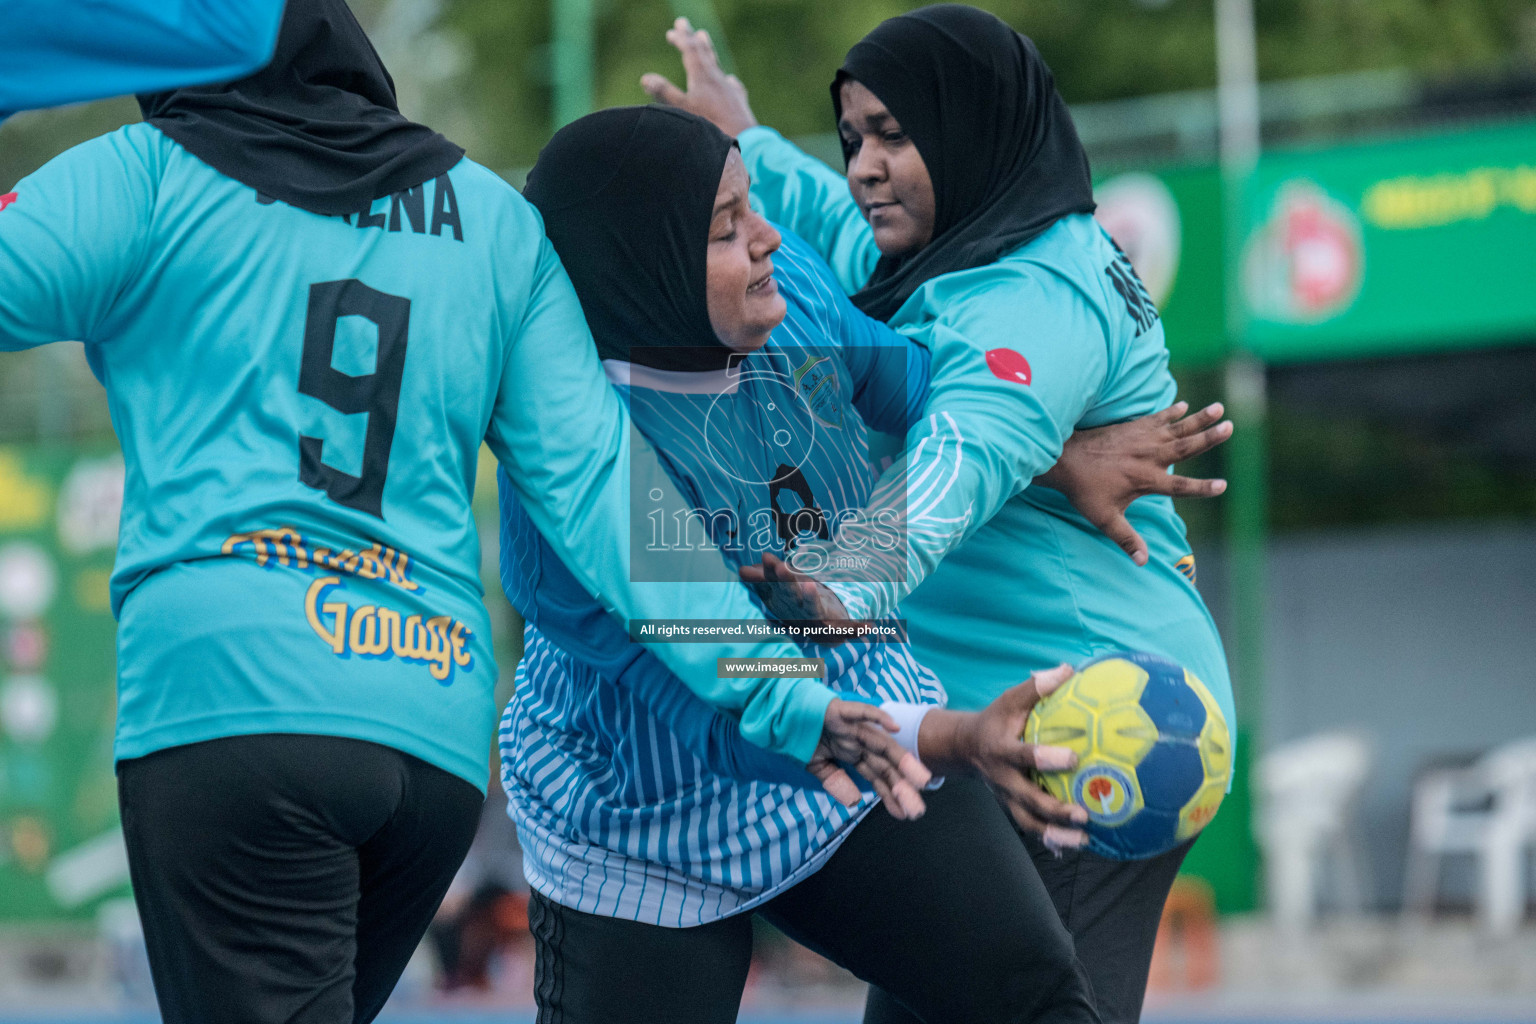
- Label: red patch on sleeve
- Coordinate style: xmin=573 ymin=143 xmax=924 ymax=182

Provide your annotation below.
xmin=985 ymin=348 xmax=1032 ymax=385
xmin=0 ymin=193 xmax=17 ymax=212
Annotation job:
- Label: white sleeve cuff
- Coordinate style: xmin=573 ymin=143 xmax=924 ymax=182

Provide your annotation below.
xmin=880 ymin=701 xmax=936 ymax=761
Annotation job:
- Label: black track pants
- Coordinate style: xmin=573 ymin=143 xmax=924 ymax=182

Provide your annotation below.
xmin=118 ymin=733 xmax=483 ymax=1024
xmin=528 ymin=776 xmax=1099 ymax=1024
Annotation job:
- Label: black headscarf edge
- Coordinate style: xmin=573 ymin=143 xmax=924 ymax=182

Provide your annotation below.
xmin=524 ymin=105 xmax=740 ymax=372
xmin=138 ymin=0 xmax=464 ymax=217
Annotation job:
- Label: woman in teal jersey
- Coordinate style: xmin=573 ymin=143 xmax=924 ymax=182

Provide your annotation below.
xmin=0 ymin=2 xmax=932 ymax=1021
xmin=646 ymin=7 xmax=1235 ymax=1022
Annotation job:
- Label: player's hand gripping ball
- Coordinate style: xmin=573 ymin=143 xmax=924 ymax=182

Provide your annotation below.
xmin=1024 ymin=651 xmax=1231 ymax=859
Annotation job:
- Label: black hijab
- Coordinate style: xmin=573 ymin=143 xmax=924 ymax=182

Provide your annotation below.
xmin=524 ymin=105 xmax=738 ymax=372
xmin=137 ymin=0 xmax=463 ymax=217
xmin=833 ymin=4 xmax=1096 ymax=321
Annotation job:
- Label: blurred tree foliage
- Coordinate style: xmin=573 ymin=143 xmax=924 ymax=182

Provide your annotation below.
xmin=5 ymin=1 xmax=1534 ymax=179
xmin=442 ymin=0 xmax=1536 ymax=171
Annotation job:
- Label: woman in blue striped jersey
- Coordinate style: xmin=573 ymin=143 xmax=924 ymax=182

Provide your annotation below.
xmin=497 ymin=104 xmax=1108 ymax=1024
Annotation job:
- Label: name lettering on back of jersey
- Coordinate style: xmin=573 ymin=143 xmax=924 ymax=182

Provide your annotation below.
xmin=345 ymin=174 xmax=462 ymax=241
xmin=257 ymin=174 xmax=464 ymax=242
xmin=1105 ymin=242 xmax=1159 ymax=335
xmin=0 ymin=192 xmax=17 ymax=212
xmin=223 ymin=525 xmax=474 ymax=684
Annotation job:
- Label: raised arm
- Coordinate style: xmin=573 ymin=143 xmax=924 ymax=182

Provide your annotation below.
xmin=642 ymin=18 xmax=879 ymax=294
xmin=3 ymin=0 xmax=284 ymax=117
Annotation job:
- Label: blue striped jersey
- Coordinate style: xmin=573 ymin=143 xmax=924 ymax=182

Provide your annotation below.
xmin=498 ymin=231 xmax=945 ymax=926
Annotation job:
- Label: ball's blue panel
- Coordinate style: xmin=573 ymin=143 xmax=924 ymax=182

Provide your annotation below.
xmin=1119 ymin=650 xmax=1183 ymax=675
xmin=1136 ymin=741 xmax=1205 ymax=811
xmin=1088 ymin=807 xmax=1181 ymax=860
xmin=1137 ymin=666 xmax=1206 ymax=741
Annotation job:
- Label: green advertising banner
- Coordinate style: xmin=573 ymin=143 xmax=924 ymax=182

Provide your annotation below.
xmin=1094 ymin=164 xmax=1229 ymax=370
xmin=1241 ymin=119 xmax=1536 ymax=363
xmin=0 ymin=444 xmax=126 ymax=921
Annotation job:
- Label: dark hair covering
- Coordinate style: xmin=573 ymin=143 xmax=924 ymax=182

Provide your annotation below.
xmin=833 ymin=4 xmax=1096 ymax=321
xmin=523 ymin=105 xmax=739 ymax=372
xmin=137 ymin=0 xmax=463 ymax=217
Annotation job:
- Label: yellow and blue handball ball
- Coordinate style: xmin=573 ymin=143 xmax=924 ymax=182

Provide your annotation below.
xmin=1023 ymin=651 xmax=1232 ymax=860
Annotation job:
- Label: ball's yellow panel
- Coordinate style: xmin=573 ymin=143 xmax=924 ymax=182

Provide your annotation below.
xmin=1187 ymin=670 xmax=1233 ymax=784
xmin=1095 ymin=703 xmax=1159 ymax=767
xmin=1176 ymin=778 xmax=1227 ymax=841
xmin=1024 ymin=695 xmax=1094 ymax=760
xmin=1068 ymin=658 xmax=1148 ymax=709
xmin=1037 ymin=768 xmax=1073 ymax=804
xmin=1198 ymin=719 xmax=1232 ymax=786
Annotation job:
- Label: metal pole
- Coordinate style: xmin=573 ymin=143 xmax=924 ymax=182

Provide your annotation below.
xmin=1216 ymin=0 xmax=1260 ymax=182
xmin=1216 ymin=0 xmax=1266 ymax=914
xmin=37 ymin=345 xmax=72 ymax=441
xmin=551 ymin=0 xmax=595 ymax=128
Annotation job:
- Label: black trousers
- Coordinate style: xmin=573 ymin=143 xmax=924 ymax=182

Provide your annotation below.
xmin=865 ymin=828 xmax=1194 ymax=1024
xmin=528 ymin=776 xmax=1099 ymax=1024
xmin=118 ymin=733 xmax=483 ymax=1024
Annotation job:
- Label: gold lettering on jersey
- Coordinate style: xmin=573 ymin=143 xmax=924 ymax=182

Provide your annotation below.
xmin=223 ymin=526 xmax=310 ymax=568
xmin=223 ymin=527 xmax=419 ymax=591
xmin=230 ymin=525 xmax=466 ymax=681
xmin=304 ymin=575 xmax=472 ymax=682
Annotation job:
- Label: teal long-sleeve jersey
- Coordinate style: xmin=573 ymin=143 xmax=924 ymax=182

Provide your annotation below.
xmin=0 ymin=125 xmax=837 ymax=786
xmin=739 ymin=127 xmax=1236 ymax=749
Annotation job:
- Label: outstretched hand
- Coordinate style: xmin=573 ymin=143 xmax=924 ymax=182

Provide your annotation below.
xmin=641 ymin=17 xmax=759 ymax=137
xmin=810 ymin=698 xmax=931 ymax=819
xmin=1037 ymin=401 xmax=1232 ymax=566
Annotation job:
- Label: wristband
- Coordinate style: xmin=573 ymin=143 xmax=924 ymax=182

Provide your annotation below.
xmin=880 ymin=701 xmax=936 ymax=761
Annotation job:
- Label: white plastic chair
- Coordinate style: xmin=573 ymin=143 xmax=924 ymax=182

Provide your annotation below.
xmin=1254 ymin=732 xmax=1373 ymax=930
xmin=1402 ymin=736 xmax=1536 ymax=935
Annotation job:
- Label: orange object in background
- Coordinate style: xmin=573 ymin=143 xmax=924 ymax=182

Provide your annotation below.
xmin=1148 ymin=876 xmax=1220 ymax=993
xmin=433 ymin=888 xmax=531 ymax=993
